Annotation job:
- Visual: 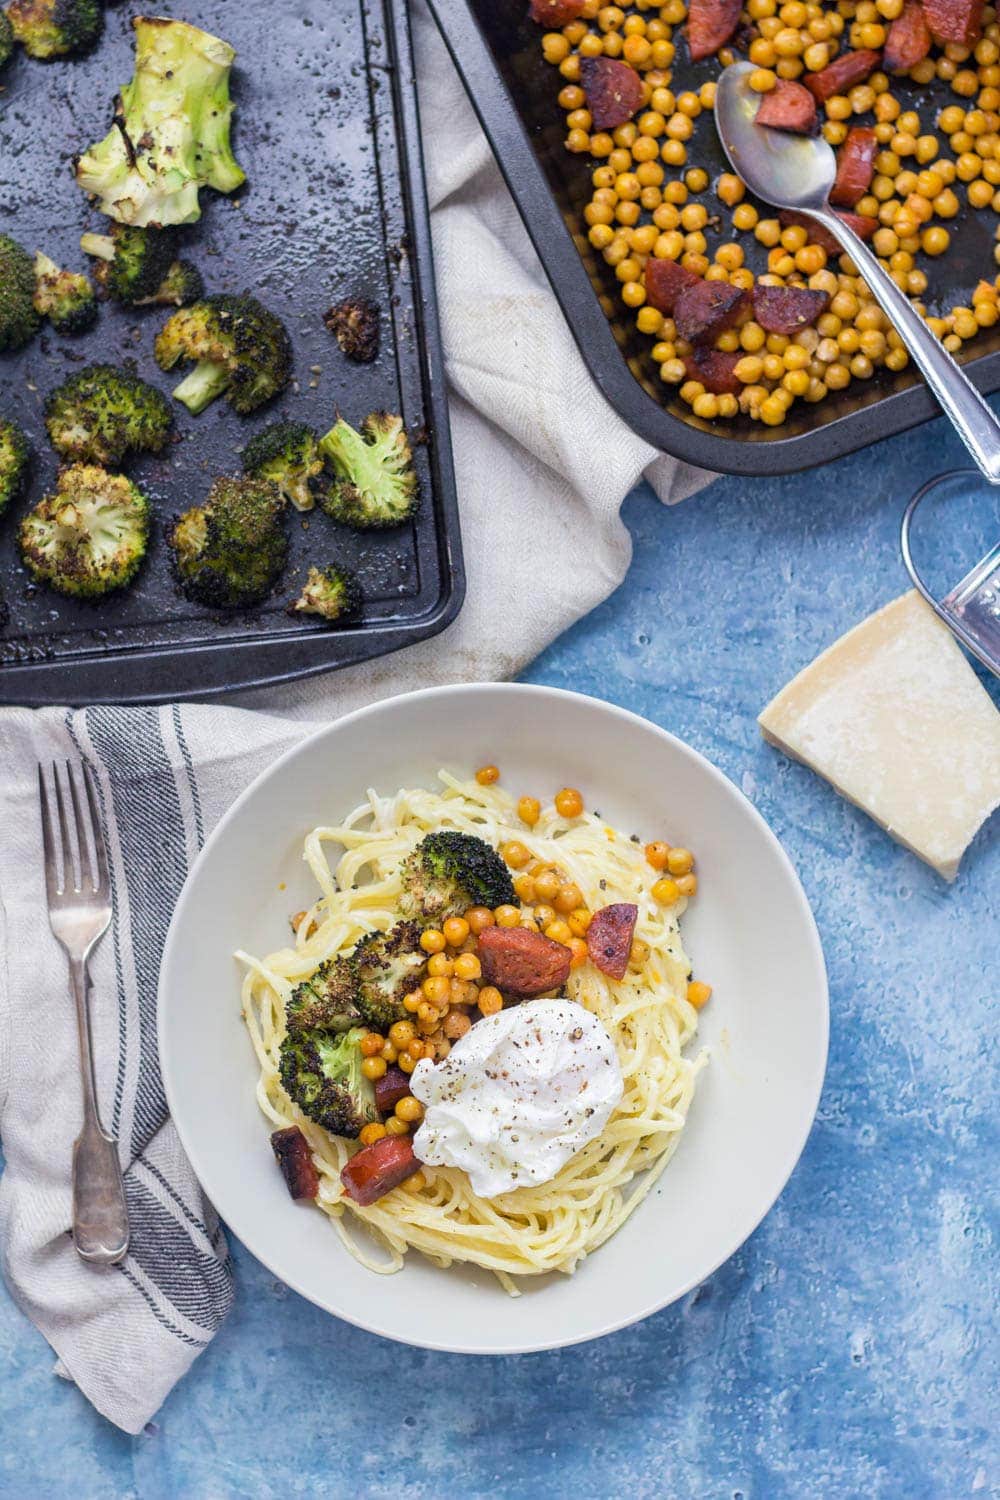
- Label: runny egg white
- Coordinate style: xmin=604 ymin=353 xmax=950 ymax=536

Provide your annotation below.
xmin=409 ymin=998 xmax=624 ymax=1199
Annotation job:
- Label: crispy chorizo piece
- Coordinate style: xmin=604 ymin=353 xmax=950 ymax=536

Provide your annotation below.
xmin=477 ymin=925 xmax=572 ymax=997
xmin=922 ymin=0 xmax=983 ymax=43
xmin=803 ymin=49 xmax=881 ymax=102
xmin=754 ymin=79 xmax=818 ymax=134
xmin=529 ymin=0 xmax=585 ymax=23
xmin=579 ymin=57 xmax=644 ymax=130
xmin=271 ymin=1126 xmax=319 ymax=1200
xmin=778 ymin=209 xmax=878 ymax=255
xmin=830 ymin=127 xmax=878 ymax=207
xmin=586 ymin=903 xmax=639 ymax=980
xmin=340 ymin=1135 xmax=418 ymax=1206
xmin=752 ymin=283 xmax=830 ymax=335
xmin=883 ymin=1 xmax=932 ymax=69
xmin=374 ymin=1065 xmax=411 ymax=1114
xmin=674 ymin=280 xmax=750 ymax=344
xmin=687 ymin=0 xmax=742 ymax=59
xmin=684 ymin=347 xmax=744 ymax=394
xmin=644 ymin=257 xmax=701 ymax=314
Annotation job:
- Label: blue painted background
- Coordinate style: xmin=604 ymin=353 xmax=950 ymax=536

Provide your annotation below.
xmin=1 ymin=406 xmax=997 ymax=1499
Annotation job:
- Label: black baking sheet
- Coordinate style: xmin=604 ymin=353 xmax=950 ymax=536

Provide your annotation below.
xmin=0 ymin=0 xmax=463 ymax=703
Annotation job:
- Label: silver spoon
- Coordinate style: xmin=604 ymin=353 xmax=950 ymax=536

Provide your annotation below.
xmin=715 ymin=61 xmax=1000 ymax=482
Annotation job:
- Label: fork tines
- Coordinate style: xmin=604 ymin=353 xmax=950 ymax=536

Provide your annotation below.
xmin=38 ymin=760 xmax=110 ymax=901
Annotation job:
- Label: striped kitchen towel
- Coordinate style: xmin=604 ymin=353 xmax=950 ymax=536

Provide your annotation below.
xmin=0 ymin=702 xmax=309 ymax=1435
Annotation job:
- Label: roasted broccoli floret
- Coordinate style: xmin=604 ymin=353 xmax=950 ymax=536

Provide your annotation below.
xmin=81 ymin=224 xmax=176 ymax=302
xmin=290 ymin=564 xmax=363 ymax=626
xmin=74 ymin=17 xmax=245 ymax=227
xmin=0 ymin=234 xmax=40 ymax=352
xmin=319 ymin=412 xmax=418 ymax=530
xmin=32 ymin=252 xmax=97 ymax=335
xmin=5 ymin=0 xmax=102 ymax=59
xmin=45 ymin=364 xmax=173 ymax=467
xmin=286 ymin=956 xmax=364 ymax=1035
xmin=82 ymin=226 xmax=205 ymax=308
xmin=19 ymin=464 xmax=150 ymax=598
xmin=324 ymin=296 xmax=380 ymax=364
xmin=0 ymin=12 xmax=14 ymax=69
xmin=0 ymin=418 xmax=29 ymax=515
xmin=242 ymin=421 xmax=324 ymax=512
xmin=278 ymin=1027 xmax=377 ymax=1140
xmin=155 ymin=295 xmax=292 ymax=416
xmin=139 ymin=259 xmax=203 ymax=308
xmin=399 ymin=832 xmax=515 ymax=923
xmin=353 ymin=921 xmax=428 ymax=1033
xmin=169 ymin=474 xmax=287 ymax=609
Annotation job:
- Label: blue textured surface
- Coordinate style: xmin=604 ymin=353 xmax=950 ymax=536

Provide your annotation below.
xmin=1 ymin=409 xmax=998 ymax=1499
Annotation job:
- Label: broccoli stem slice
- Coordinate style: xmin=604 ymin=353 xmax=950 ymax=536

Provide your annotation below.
xmin=172 ymin=360 xmax=230 ymax=414
xmin=79 ymin=233 xmax=116 ymax=263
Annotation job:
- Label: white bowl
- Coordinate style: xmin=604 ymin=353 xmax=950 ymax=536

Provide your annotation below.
xmin=159 ymin=684 xmax=828 ymax=1353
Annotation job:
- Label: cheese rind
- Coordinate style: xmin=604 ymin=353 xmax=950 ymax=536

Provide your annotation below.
xmin=759 ymin=590 xmax=1000 ymax=880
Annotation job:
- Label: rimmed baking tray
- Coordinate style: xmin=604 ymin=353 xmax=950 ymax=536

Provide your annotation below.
xmin=428 ymin=0 xmax=1000 ymax=475
xmin=0 ymin=0 xmax=463 ymax=705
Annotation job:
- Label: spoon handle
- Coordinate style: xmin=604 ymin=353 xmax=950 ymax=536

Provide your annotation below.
xmin=815 ymin=207 xmax=1000 ymax=483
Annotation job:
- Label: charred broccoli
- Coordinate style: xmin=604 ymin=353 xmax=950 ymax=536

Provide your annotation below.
xmin=286 ymin=957 xmax=364 ymax=1036
xmin=80 ymin=224 xmax=177 ymax=304
xmin=140 ymin=260 xmax=203 ymax=308
xmin=290 ymin=564 xmax=363 ymax=626
xmin=319 ymin=412 xmax=418 ymax=530
xmin=324 ymin=296 xmax=379 ymax=364
xmin=278 ymin=1027 xmax=378 ymax=1139
xmin=353 ymin=922 xmax=427 ymax=1032
xmin=45 ymin=364 xmax=173 ymax=466
xmin=155 ymin=295 xmax=292 ymax=415
xmin=399 ymin=832 xmax=515 ymax=923
xmin=75 ymin=18 xmax=245 ymax=227
xmin=0 ymin=418 xmax=29 ymax=515
xmin=169 ymin=474 xmax=287 ymax=609
xmin=5 ymin=0 xmax=102 ymax=59
xmin=0 ymin=234 xmax=40 ymax=352
xmin=0 ymin=12 xmax=14 ymax=69
xmin=242 ymin=421 xmax=325 ymax=512
xmin=19 ymin=464 xmax=150 ymax=598
xmin=33 ymin=252 xmax=97 ymax=335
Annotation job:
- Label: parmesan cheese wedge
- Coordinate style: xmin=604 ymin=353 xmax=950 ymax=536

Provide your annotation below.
xmin=758 ymin=590 xmax=1000 ymax=880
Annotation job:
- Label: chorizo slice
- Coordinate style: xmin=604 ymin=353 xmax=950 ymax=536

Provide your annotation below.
xmin=645 ymin=257 xmax=700 ymax=314
xmin=586 ymin=903 xmax=639 ymax=980
xmin=271 ymin=1126 xmax=319 ymax=1200
xmin=922 ymin=0 xmax=983 ymax=43
xmin=674 ymin=280 xmax=750 ymax=344
xmin=687 ymin=0 xmax=742 ymax=59
xmin=754 ymin=79 xmax=818 ymax=134
xmin=374 ymin=1064 xmax=411 ymax=1114
xmin=341 ymin=1135 xmax=418 ymax=1206
xmin=883 ymin=2 xmax=932 ymax=69
xmin=529 ymin=0 xmax=585 ymax=24
xmin=778 ymin=209 xmax=878 ymax=255
xmin=830 ymin=127 xmax=878 ymax=208
xmin=684 ymin=347 xmax=744 ymax=395
xmin=477 ymin=925 xmax=572 ymax=997
xmin=752 ymin=284 xmax=830 ymax=335
xmin=803 ymin=49 xmax=881 ymax=102
xmin=579 ymin=57 xmax=644 ymax=130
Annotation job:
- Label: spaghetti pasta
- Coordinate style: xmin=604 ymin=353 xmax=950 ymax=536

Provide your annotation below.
xmin=239 ymin=771 xmax=705 ymax=1291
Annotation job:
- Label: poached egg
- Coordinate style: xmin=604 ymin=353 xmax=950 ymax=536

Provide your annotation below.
xmin=410 ymin=998 xmax=624 ymax=1199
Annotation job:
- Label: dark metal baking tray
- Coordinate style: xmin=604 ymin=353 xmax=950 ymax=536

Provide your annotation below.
xmin=428 ymin=0 xmax=1000 ymax=475
xmin=0 ymin=0 xmax=463 ymax=704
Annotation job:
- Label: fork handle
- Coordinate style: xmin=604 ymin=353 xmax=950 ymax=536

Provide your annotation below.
xmin=815 ymin=206 xmax=1000 ymax=484
xmin=69 ymin=958 xmax=129 ymax=1266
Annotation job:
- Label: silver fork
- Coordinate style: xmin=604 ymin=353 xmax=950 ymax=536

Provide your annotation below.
xmin=38 ymin=761 xmax=129 ymax=1267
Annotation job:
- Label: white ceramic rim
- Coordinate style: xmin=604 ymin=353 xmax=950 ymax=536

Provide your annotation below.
xmin=159 ymin=683 xmax=829 ymax=1353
